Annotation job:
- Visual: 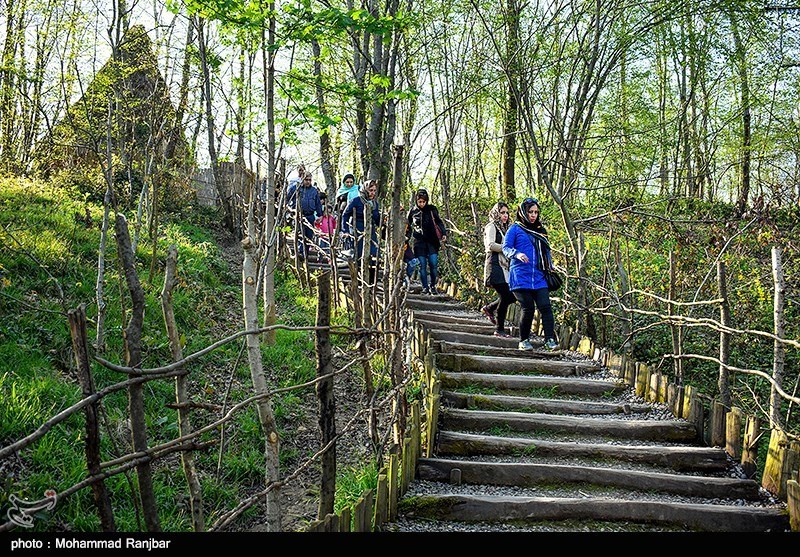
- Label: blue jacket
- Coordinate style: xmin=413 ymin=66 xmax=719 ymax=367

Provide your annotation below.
xmin=287 ymin=183 xmax=323 ymax=218
xmin=502 ymin=223 xmax=550 ymax=291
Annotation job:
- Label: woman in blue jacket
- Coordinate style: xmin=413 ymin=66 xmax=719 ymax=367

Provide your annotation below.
xmin=502 ymin=197 xmax=558 ymax=351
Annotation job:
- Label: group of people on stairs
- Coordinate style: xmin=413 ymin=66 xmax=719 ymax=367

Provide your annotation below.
xmin=284 ymin=162 xmax=558 ymax=351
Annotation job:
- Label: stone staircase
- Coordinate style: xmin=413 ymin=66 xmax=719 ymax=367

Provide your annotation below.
xmin=390 ymin=289 xmax=791 ymax=532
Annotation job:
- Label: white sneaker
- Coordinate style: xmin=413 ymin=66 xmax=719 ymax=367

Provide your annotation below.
xmin=518 ymin=339 xmax=534 ymax=350
xmin=545 ymin=338 xmax=559 ymax=350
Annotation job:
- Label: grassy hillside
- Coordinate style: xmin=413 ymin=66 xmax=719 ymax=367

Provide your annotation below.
xmin=0 ymin=177 xmax=367 ymax=531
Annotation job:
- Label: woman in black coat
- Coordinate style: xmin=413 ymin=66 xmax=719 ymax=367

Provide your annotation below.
xmin=481 ymin=202 xmax=516 ymax=337
xmin=405 ymin=189 xmax=447 ymax=295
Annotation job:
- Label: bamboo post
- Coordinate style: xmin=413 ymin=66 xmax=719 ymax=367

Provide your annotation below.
xmin=68 ymin=306 xmax=116 ymax=532
xmin=726 ymin=407 xmax=743 ymax=460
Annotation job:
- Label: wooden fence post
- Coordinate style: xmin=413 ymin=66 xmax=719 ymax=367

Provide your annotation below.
xmin=338 ymin=507 xmax=351 ymax=532
xmin=374 ymin=473 xmax=389 ymax=530
xmin=388 ymin=453 xmax=399 ymax=521
xmin=762 ymin=429 xmax=794 ymax=499
xmin=635 ymin=363 xmax=649 ymax=399
xmin=787 ymin=480 xmax=800 ymax=532
xmin=741 ymin=415 xmax=761 ymax=479
xmin=114 ymin=214 xmax=160 ymax=531
xmin=647 ymin=372 xmax=659 ymax=403
xmin=161 ymin=246 xmax=204 ymax=531
xmin=68 ymin=305 xmax=116 ymax=532
xmin=710 ymin=399 xmax=727 ymax=447
xmin=725 ymin=407 xmax=743 ymax=460
xmin=315 ymin=270 xmax=336 ymax=518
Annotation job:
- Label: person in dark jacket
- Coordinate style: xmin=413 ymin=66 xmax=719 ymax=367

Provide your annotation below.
xmin=342 ymin=179 xmax=381 ymax=281
xmin=405 ymin=188 xmax=447 ymax=295
xmin=502 ymin=197 xmax=559 ymax=350
xmin=481 ymin=202 xmax=516 ymax=338
xmin=286 ymin=171 xmax=323 ymax=259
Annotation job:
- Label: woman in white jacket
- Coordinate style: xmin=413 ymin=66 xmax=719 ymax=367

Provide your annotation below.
xmin=480 ymin=202 xmax=516 ymax=338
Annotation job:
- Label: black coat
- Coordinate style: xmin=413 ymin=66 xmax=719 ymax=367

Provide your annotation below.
xmin=405 ymin=204 xmax=446 ymax=254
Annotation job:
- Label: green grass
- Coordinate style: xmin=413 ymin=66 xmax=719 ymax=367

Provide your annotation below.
xmin=527 ymin=386 xmax=560 ymax=398
xmin=0 ymin=177 xmax=363 ymax=532
xmin=334 ymin=459 xmax=379 ymax=517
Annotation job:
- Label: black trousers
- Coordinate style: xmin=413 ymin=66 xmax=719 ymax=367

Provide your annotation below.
xmin=485 ymin=282 xmax=516 ymax=333
xmin=512 ymin=288 xmax=556 ymax=341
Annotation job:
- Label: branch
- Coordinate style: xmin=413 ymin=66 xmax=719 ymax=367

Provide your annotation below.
xmin=670 ymin=353 xmax=800 ymax=406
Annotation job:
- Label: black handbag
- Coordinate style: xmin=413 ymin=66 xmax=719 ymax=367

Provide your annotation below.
xmin=544 ymin=269 xmax=563 ymax=292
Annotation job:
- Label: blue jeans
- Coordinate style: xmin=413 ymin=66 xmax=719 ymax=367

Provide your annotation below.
xmin=296 ymin=213 xmax=315 ymax=257
xmin=417 ymin=252 xmax=438 ymax=289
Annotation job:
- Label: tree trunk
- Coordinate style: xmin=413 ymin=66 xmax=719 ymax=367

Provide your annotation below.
xmin=312 ymin=40 xmax=335 ymax=193
xmin=115 ymin=214 xmax=161 ymax=532
xmin=261 ymin=7 xmax=278 ymax=346
xmin=501 ymin=0 xmax=519 ymax=201
xmin=242 ymin=232 xmax=281 ymax=531
xmin=198 ymin=18 xmax=234 ymax=234
xmin=771 ymin=246 xmax=785 ymax=429
xmin=717 ymin=261 xmax=731 ymax=409
xmin=669 ymin=249 xmax=683 ymax=384
xmin=0 ymin=0 xmax=25 ymax=170
xmin=730 ymin=13 xmax=751 ymax=216
xmin=95 ymin=186 xmax=113 ymax=353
